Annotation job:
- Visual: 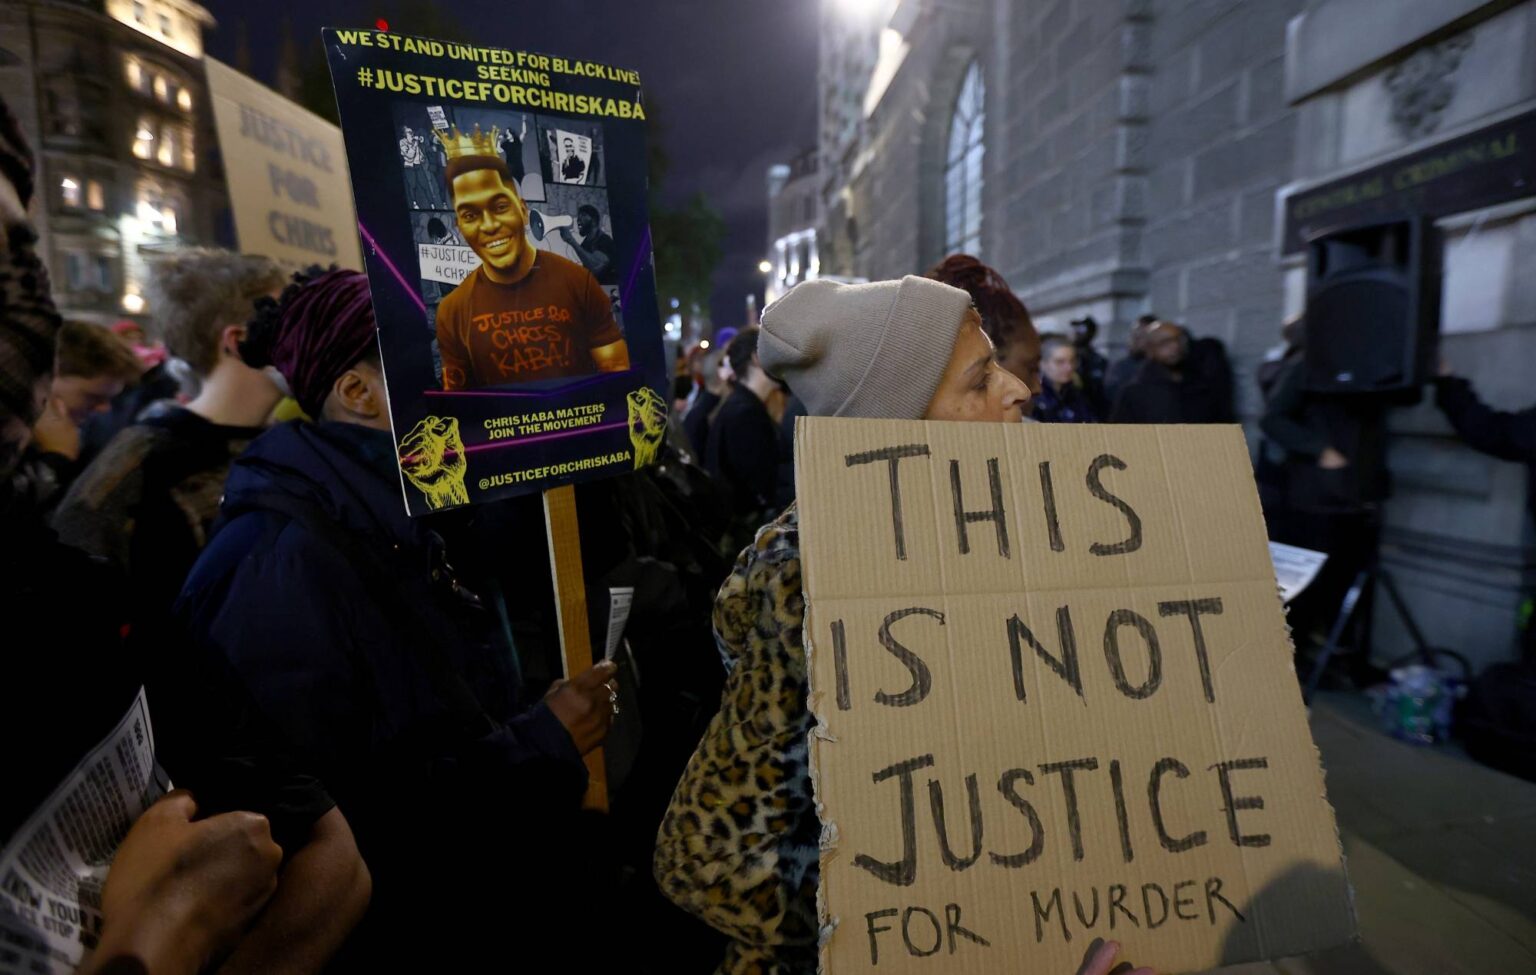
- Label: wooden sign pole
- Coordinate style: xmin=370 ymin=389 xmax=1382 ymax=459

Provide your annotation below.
xmin=542 ymin=483 xmax=609 ymax=811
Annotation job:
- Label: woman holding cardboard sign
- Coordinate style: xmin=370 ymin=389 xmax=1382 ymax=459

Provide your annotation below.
xmin=654 ymin=276 xmax=1153 ymax=975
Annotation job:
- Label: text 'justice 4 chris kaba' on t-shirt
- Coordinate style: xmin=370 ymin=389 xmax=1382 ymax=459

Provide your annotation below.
xmin=434 ymin=251 xmax=624 ymax=388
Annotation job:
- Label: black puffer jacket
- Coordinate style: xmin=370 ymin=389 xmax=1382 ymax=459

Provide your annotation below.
xmin=171 ymin=420 xmax=587 ymax=970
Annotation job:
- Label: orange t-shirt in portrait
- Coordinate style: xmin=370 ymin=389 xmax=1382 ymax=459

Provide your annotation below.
xmin=435 ymin=251 xmax=623 ymax=388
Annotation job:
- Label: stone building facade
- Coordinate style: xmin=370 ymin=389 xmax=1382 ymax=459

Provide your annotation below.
xmin=1283 ymin=0 xmax=1536 ymax=670
xmin=764 ymin=148 xmax=822 ymax=305
xmin=811 ymin=0 xmax=1535 ymax=670
xmin=0 ymin=0 xmax=225 ymax=325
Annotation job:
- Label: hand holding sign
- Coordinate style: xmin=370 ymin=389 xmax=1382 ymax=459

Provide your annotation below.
xmin=1076 ymin=939 xmax=1154 ymax=975
xmin=546 ymin=658 xmax=618 ymax=755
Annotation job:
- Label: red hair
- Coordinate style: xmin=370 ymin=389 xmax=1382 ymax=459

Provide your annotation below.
xmin=926 ymin=254 xmax=1037 ymax=354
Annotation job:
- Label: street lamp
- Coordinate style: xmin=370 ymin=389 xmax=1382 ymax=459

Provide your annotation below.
xmin=757 ymin=259 xmax=773 ymax=274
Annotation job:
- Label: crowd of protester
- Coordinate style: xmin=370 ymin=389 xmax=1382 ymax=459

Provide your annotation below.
xmin=2 ymin=93 xmax=1157 ymax=973
xmin=6 ymin=77 xmax=1533 ymax=973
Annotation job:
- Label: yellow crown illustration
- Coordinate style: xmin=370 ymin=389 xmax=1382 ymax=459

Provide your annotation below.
xmin=433 ymin=124 xmax=501 ymax=160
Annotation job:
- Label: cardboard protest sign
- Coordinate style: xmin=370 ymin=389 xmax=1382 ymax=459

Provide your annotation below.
xmin=796 ymin=419 xmax=1355 ymax=974
xmin=322 ymin=30 xmax=666 ymax=515
xmin=204 ymin=58 xmax=362 ymax=268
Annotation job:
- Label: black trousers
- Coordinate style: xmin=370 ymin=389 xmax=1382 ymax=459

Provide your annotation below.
xmin=1276 ymin=507 xmax=1382 ymax=680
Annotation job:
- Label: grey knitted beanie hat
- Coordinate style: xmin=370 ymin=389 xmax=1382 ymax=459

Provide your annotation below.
xmin=758 ymin=275 xmax=972 ymax=420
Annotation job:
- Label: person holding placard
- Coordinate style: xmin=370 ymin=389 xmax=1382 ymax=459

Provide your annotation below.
xmin=169 ymin=268 xmax=617 ymax=969
xmin=654 ymin=276 xmax=1151 ymax=975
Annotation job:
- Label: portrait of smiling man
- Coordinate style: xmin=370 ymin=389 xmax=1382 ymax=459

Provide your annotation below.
xmin=432 ymin=124 xmax=629 ymax=389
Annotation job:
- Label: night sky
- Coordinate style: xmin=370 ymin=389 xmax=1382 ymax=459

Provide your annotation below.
xmin=199 ymin=0 xmax=821 ymax=328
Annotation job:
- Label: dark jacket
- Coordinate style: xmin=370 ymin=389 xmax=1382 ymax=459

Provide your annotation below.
xmin=774 ymin=394 xmax=807 ymax=508
xmin=2 ymin=446 xmax=75 ymax=523
xmin=171 ymin=420 xmax=586 ymax=968
xmin=1103 ymin=352 xmax=1142 ymax=405
xmin=1436 ymin=376 xmax=1536 ymax=517
xmin=53 ymin=406 xmax=263 ymax=624
xmin=1076 ymin=344 xmax=1111 ymax=416
xmin=705 ymin=384 xmax=780 ymax=522
xmin=1186 ymin=336 xmax=1237 ymax=423
xmin=2 ymin=517 xmax=136 ymax=844
xmin=1110 ymin=338 xmax=1236 ymax=425
xmin=1260 ymin=357 xmax=1389 ymax=513
xmin=1034 ymin=378 xmax=1100 ymax=423
xmin=682 ymin=387 xmax=720 ymax=459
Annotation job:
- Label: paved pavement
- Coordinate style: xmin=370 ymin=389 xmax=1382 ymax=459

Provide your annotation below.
xmin=1214 ymin=692 xmax=1536 ymax=975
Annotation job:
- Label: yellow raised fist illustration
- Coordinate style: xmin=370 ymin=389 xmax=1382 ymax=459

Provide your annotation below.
xmin=399 ymin=415 xmax=470 ymax=510
xmin=627 ymin=386 xmax=667 ymax=469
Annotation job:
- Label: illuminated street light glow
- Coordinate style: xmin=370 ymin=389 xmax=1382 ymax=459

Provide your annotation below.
xmin=121 ymin=292 xmax=145 ymax=314
xmin=699 ymin=340 xmax=711 ymax=350
xmin=757 ymin=259 xmax=773 ymax=274
xmin=836 ymin=0 xmax=886 ymax=18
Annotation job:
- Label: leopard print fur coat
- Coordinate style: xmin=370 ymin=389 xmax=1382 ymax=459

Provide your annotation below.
xmin=655 ymin=504 xmax=820 ymax=975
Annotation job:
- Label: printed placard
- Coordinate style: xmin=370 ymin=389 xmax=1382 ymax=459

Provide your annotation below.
xmin=323 ymin=29 xmax=666 ymax=514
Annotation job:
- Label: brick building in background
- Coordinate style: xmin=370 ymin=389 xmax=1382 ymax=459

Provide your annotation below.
xmin=802 ymin=0 xmax=1534 ymax=671
xmin=0 ymin=0 xmax=225 ymax=324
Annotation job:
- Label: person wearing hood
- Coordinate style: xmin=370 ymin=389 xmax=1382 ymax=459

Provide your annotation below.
xmin=653 ymin=276 xmax=1150 ymax=975
xmin=169 ymin=267 xmax=617 ymax=970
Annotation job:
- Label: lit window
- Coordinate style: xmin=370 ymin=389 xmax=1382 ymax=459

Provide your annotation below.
xmin=87 ymin=179 xmax=105 ymax=210
xmin=157 ymin=126 xmax=175 ymax=166
xmin=135 ymin=194 xmax=178 ymax=236
xmin=176 ymin=88 xmax=191 ymax=112
xmin=133 ymin=118 xmax=155 ymax=159
xmin=125 ymin=57 xmax=141 ymax=89
xmin=60 ymin=176 xmax=82 ymax=207
xmin=943 ymin=61 xmax=985 ymax=258
xmin=180 ymin=129 xmax=195 ymax=172
xmin=153 ymin=75 xmax=167 ymax=101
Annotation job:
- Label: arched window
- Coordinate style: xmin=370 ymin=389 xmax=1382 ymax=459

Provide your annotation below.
xmin=944 ymin=62 xmax=985 ymax=257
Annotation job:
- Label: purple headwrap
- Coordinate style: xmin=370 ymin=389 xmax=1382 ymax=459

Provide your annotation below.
xmin=243 ymin=268 xmax=378 ymax=418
